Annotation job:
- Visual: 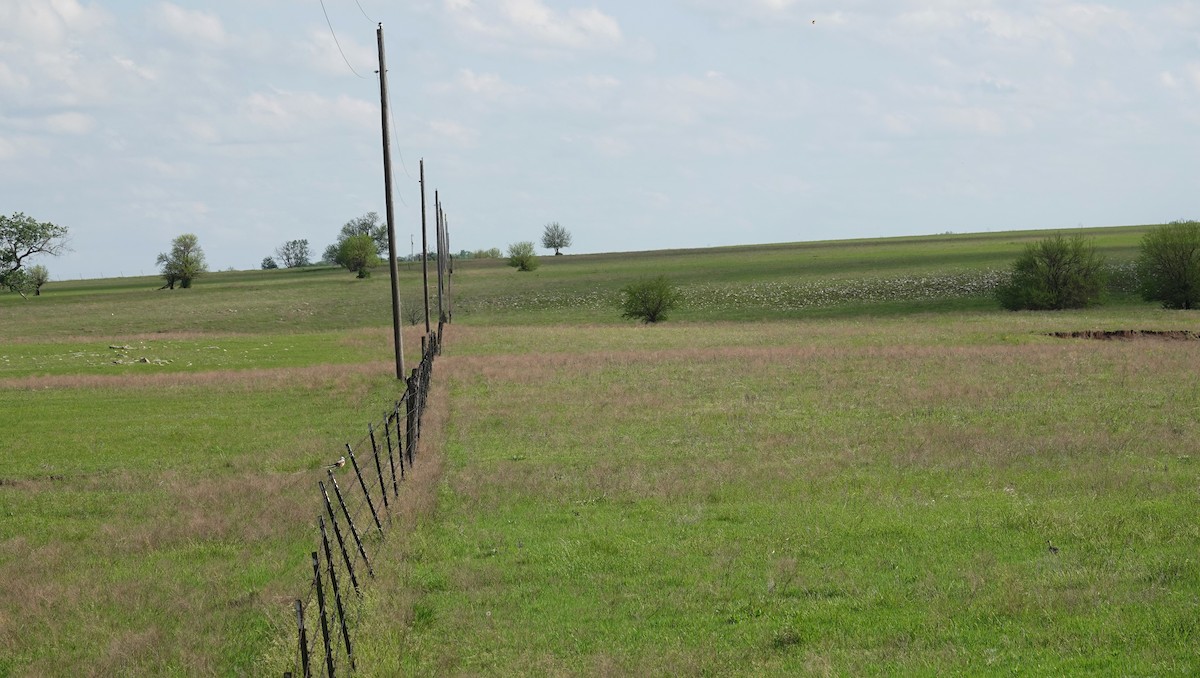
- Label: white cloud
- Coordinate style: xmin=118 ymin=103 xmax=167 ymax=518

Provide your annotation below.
xmin=444 ymin=0 xmax=622 ymax=51
xmin=151 ymin=3 xmax=225 ymax=46
xmin=44 ymin=112 xmax=95 ymax=135
xmin=240 ymin=90 xmax=378 ymax=136
xmin=112 ymin=56 xmax=157 ymax=82
xmin=427 ymin=119 xmax=479 ymax=147
xmin=455 ymin=69 xmax=523 ymax=99
xmin=0 ymin=62 xmax=31 ymax=92
xmin=0 ymin=0 xmax=110 ymax=47
xmin=304 ymin=28 xmax=375 ymax=76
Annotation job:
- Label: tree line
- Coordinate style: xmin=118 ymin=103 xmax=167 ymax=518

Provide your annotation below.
xmin=11 ymin=207 xmax=1194 ymax=314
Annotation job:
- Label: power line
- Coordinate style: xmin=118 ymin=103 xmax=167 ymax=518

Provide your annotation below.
xmin=320 ymin=0 xmax=368 ymax=79
xmin=353 ymin=0 xmax=374 ymax=23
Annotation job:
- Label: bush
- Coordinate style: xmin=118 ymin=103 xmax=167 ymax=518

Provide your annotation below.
xmin=996 ymin=234 xmax=1106 ymax=310
xmin=338 ymin=234 xmax=381 ymax=278
xmin=621 ymin=276 xmax=681 ymax=323
xmin=1136 ymin=220 xmax=1200 ymax=309
xmin=507 ymin=241 xmax=539 ymax=271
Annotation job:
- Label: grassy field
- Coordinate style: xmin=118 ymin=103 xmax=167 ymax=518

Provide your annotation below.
xmin=2 ymin=224 xmax=1197 ymax=675
xmin=356 ymin=315 xmax=1200 ymax=675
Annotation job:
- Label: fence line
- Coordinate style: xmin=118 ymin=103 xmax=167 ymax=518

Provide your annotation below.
xmin=284 ymin=322 xmax=444 ymax=677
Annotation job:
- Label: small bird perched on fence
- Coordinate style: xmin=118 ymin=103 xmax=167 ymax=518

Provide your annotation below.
xmin=328 ymin=456 xmax=346 ymax=469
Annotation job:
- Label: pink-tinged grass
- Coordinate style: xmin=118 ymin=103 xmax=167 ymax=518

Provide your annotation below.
xmin=360 ymin=317 xmax=1200 ymax=676
xmin=0 ymin=363 xmax=412 ymax=675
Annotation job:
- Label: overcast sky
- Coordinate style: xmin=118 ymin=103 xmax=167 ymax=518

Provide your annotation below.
xmin=2 ymin=1 xmax=1198 ymax=279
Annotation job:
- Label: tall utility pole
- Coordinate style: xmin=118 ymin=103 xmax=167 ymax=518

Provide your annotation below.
xmin=376 ymin=23 xmax=404 ymax=379
xmin=419 ymin=160 xmax=430 ymax=335
xmin=438 ymin=206 xmax=448 ymax=322
xmin=434 ymin=191 xmax=443 ymax=322
xmin=444 ymin=213 xmax=453 ymax=322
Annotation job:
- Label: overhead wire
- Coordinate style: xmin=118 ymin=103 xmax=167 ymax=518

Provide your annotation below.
xmin=320 ymin=0 xmax=369 ymax=79
xmin=353 ymin=0 xmax=374 ymax=23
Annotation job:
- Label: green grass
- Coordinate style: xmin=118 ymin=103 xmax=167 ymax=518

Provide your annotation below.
xmin=357 ymin=315 xmax=1200 ymax=675
xmin=2 ymin=224 xmax=1197 ymax=675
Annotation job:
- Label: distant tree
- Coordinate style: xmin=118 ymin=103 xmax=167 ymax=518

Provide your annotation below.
xmin=275 ymin=239 xmax=311 ymax=268
xmin=338 ymin=234 xmax=380 ymax=278
xmin=404 ymin=299 xmax=424 ymax=326
xmin=321 ymin=243 xmax=340 ymax=265
xmin=996 ymin=233 xmax=1106 ymax=310
xmin=261 ymin=256 xmax=279 ymax=270
xmin=28 ymin=264 xmax=50 ymax=296
xmin=156 ymin=233 xmax=207 ymax=289
xmin=621 ymin=276 xmax=681 ymax=323
xmin=1136 ymin=220 xmax=1200 ymax=309
xmin=0 ymin=212 xmax=69 ymax=298
xmin=339 ymin=212 xmax=388 ymax=255
xmin=541 ymin=222 xmax=572 ymax=255
xmin=507 ymin=241 xmax=539 ymax=271
xmin=471 ymin=247 xmax=502 ymax=259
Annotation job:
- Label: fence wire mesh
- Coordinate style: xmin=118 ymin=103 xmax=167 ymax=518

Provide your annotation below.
xmin=286 ymin=326 xmax=443 ymax=677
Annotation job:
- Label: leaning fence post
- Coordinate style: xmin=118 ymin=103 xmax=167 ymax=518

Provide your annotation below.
xmin=294 ymin=599 xmax=311 ymax=678
xmin=320 ymin=515 xmax=355 ymax=672
xmin=385 ymin=408 xmax=402 ymax=488
xmin=328 ymin=470 xmax=374 ymax=577
xmin=312 ymin=552 xmax=335 ymax=678
xmin=405 ymin=379 xmax=417 ymax=466
xmin=346 ymin=444 xmax=384 ymax=536
xmin=320 ymin=482 xmax=360 ymax=594
xmin=394 ymin=403 xmax=407 ymax=480
xmin=368 ymin=424 xmax=390 ymax=512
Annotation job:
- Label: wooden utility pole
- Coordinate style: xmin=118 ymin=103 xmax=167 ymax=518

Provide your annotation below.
xmin=376 ymin=23 xmax=405 ymax=379
xmin=444 ymin=212 xmax=453 ymax=322
xmin=434 ymin=191 xmax=443 ymax=322
xmin=419 ymin=159 xmax=431 ymax=335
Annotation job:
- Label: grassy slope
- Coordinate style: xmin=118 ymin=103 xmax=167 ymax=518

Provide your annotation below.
xmin=2 ymin=224 xmax=1196 ymax=675
xmin=355 ymin=226 xmax=1199 ymax=675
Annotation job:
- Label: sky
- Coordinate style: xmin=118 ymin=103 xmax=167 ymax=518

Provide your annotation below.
xmin=1 ymin=0 xmax=1198 ymax=280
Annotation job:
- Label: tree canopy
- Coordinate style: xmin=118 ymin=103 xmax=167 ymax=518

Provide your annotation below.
xmin=1136 ymin=220 xmax=1200 ymax=309
xmin=541 ymin=222 xmax=572 ymax=255
xmin=275 ymin=239 xmax=311 ymax=268
xmin=338 ymin=213 xmax=388 ymax=256
xmin=338 ymin=234 xmax=381 ymax=278
xmin=1 ymin=212 xmax=69 ymax=298
xmin=156 ymin=233 xmax=207 ymax=289
xmin=996 ymin=233 xmax=1106 ymax=310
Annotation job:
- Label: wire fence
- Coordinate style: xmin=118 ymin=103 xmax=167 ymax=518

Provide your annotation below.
xmin=284 ymin=322 xmax=443 ymax=677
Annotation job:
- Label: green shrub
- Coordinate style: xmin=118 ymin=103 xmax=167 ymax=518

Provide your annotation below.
xmin=507 ymin=241 xmax=539 ymax=272
xmin=621 ymin=276 xmax=681 ymax=323
xmin=338 ymin=234 xmax=381 ymax=278
xmin=996 ymin=234 xmax=1106 ymax=310
xmin=1136 ymin=220 xmax=1200 ymax=309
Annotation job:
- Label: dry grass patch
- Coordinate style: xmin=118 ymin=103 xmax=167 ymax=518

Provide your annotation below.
xmin=0 ymin=361 xmax=393 ymax=391
xmin=377 ymin=320 xmax=1200 ymax=675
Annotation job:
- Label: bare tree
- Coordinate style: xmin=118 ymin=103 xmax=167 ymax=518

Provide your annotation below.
xmin=275 ymin=239 xmax=311 ymax=268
